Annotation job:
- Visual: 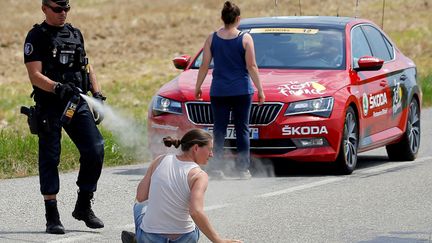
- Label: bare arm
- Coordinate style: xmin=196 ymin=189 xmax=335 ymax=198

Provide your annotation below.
xmin=87 ymin=64 xmax=102 ymax=94
xmin=195 ymin=33 xmax=213 ymax=100
xmin=25 ymin=61 xmax=57 ymax=93
xmin=189 ymin=172 xmax=242 ymax=243
xmin=135 ymin=155 xmax=164 ymax=202
xmin=243 ymin=33 xmax=265 ymax=105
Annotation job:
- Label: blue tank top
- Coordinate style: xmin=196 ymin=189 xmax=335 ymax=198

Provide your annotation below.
xmin=210 ymin=32 xmax=254 ymax=97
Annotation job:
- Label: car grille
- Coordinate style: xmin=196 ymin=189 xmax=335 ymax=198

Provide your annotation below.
xmin=225 ymin=139 xmax=297 ymax=155
xmin=185 ymin=102 xmax=283 ymax=125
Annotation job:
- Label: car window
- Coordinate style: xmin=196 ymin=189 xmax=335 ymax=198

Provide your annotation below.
xmin=383 ymin=36 xmax=394 ymax=60
xmin=351 ymin=26 xmax=372 ymax=67
xmin=191 ymin=27 xmax=345 ymax=70
xmin=361 ymin=25 xmax=392 ymax=61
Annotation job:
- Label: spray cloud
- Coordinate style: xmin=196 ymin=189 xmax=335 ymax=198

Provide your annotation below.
xmin=81 ymin=94 xmax=148 ymax=161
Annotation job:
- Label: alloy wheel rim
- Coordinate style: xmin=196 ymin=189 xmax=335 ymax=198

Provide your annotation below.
xmin=343 ymin=112 xmax=357 ymax=167
xmin=408 ymin=101 xmax=420 ymax=153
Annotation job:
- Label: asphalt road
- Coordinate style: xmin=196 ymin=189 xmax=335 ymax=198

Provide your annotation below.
xmin=1 ymin=109 xmax=432 ymax=243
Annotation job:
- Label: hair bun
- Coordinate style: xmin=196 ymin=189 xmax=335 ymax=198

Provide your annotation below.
xmin=163 ymin=136 xmax=181 ymax=148
xmin=224 ymin=1 xmax=232 ymax=9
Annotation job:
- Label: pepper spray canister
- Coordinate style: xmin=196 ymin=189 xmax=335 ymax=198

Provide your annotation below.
xmin=60 ymin=95 xmax=80 ymax=125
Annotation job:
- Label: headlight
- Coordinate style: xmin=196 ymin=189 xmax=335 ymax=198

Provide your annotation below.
xmin=284 ymin=97 xmax=334 ymax=117
xmin=152 ymin=96 xmax=182 ymax=116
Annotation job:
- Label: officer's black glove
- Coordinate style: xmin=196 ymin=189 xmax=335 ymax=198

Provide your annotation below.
xmin=92 ymin=92 xmax=106 ymax=125
xmin=93 ymin=92 xmax=106 ymax=103
xmin=54 ymin=83 xmax=80 ymax=102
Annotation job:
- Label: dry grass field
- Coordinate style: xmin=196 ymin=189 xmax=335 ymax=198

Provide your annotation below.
xmin=0 ymin=0 xmax=431 ymax=177
xmin=1 ymin=0 xmax=431 ymax=84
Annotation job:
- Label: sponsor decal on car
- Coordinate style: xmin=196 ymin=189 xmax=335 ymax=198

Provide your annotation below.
xmin=362 ymin=92 xmax=388 ymax=116
xmin=250 ymin=28 xmax=319 ymax=34
xmin=362 ymin=93 xmax=369 ymax=116
xmin=392 ymin=81 xmax=403 ymax=116
xmin=282 ymin=125 xmax=328 ymax=136
xmin=278 ymin=81 xmax=326 ymax=96
xmin=373 ymin=108 xmax=388 ymax=117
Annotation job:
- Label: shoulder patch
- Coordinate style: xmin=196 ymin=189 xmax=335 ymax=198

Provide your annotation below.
xmin=24 ymin=43 xmax=34 ymax=56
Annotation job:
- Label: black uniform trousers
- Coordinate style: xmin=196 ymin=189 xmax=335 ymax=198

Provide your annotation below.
xmin=37 ymin=99 xmax=104 ymax=195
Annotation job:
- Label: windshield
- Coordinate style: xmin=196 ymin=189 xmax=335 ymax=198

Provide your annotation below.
xmin=191 ymin=27 xmax=345 ymax=70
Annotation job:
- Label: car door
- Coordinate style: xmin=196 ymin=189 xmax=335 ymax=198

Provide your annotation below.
xmin=351 ymin=25 xmax=391 ymax=148
xmin=361 ymin=25 xmax=405 ymax=129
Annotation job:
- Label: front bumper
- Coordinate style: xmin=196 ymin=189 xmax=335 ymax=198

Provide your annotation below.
xmin=147 ymin=105 xmax=345 ymax=162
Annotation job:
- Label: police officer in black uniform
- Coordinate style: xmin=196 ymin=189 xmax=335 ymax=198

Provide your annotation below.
xmin=24 ymin=0 xmax=105 ymax=234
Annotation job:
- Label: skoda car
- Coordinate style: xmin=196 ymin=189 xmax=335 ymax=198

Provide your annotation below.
xmin=148 ymin=16 xmax=421 ymax=174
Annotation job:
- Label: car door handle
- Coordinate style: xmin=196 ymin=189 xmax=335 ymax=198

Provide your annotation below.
xmin=400 ymin=74 xmax=407 ymax=81
xmin=380 ymin=80 xmax=388 ymax=87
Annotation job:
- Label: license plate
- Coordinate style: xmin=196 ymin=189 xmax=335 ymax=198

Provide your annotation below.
xmin=205 ymin=127 xmax=259 ymax=139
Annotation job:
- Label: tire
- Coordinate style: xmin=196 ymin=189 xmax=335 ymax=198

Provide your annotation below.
xmin=386 ymin=98 xmax=420 ymax=161
xmin=335 ymin=106 xmax=359 ymax=174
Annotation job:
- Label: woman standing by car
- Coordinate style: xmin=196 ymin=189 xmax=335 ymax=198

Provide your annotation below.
xmin=122 ymin=129 xmax=242 ymax=243
xmin=195 ymin=1 xmax=265 ymax=179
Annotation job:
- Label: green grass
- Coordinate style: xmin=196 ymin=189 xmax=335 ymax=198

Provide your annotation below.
xmin=0 ymin=130 xmax=39 ymax=178
xmin=0 ymin=128 xmax=139 ymax=179
xmin=420 ymin=74 xmax=432 ymax=106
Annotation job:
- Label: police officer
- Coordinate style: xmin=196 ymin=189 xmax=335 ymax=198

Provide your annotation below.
xmin=24 ymin=0 xmax=105 ymax=234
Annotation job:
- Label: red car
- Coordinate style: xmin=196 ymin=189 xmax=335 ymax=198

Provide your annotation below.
xmin=148 ymin=16 xmax=421 ymax=174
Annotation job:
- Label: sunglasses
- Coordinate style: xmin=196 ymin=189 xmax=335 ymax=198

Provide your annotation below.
xmin=45 ymin=4 xmax=71 ymax=13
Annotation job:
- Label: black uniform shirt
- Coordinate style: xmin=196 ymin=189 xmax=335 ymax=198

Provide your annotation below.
xmin=23 ymin=21 xmax=85 ymax=64
xmin=23 ymin=22 xmax=86 ymax=104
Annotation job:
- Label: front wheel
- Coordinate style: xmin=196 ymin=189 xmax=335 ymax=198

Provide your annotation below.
xmin=335 ymin=106 xmax=359 ymax=174
xmin=386 ymin=98 xmax=420 ymax=161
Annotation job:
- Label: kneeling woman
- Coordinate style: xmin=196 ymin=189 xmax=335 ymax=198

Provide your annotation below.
xmin=133 ymin=129 xmax=241 ymax=243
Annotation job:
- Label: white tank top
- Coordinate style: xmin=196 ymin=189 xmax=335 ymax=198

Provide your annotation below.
xmin=141 ymin=154 xmax=200 ymax=234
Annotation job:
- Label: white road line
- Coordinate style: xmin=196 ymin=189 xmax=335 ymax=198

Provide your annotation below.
xmin=356 ymin=156 xmax=432 ymax=174
xmin=258 ymin=156 xmax=432 ymax=198
xmin=204 ymin=203 xmax=231 ymax=211
xmin=49 ymin=233 xmax=101 ymax=243
xmin=258 ymin=177 xmax=345 ymax=198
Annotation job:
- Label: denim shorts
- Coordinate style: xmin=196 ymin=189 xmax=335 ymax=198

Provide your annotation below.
xmin=133 ymin=202 xmax=200 ymax=243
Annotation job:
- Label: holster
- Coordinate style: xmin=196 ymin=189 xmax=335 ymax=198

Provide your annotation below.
xmin=20 ymin=106 xmax=39 ymax=135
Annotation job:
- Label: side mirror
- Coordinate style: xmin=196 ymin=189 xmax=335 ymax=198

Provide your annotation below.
xmin=172 ymin=55 xmax=191 ymax=70
xmin=354 ymin=56 xmax=384 ymax=71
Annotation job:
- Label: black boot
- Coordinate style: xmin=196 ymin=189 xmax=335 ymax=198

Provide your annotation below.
xmin=72 ymin=190 xmax=104 ymax=229
xmin=121 ymin=230 xmax=137 ymax=243
xmin=44 ymin=199 xmax=65 ymax=234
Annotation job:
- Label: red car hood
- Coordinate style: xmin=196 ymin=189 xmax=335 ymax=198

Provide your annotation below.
xmin=158 ymin=69 xmax=349 ymax=102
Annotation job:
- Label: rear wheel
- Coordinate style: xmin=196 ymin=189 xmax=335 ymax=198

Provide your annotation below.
xmin=335 ymin=106 xmax=358 ymax=174
xmin=386 ymin=98 xmax=420 ymax=161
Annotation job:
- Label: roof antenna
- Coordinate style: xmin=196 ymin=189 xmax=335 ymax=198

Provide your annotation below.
xmin=354 ymin=0 xmax=359 ymax=18
xmin=381 ymin=0 xmax=386 ymax=30
xmin=298 ymin=0 xmax=302 ymax=16
xmin=274 ymin=0 xmax=278 ymax=16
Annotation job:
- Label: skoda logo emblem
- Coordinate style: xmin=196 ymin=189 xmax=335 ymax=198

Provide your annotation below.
xmin=362 ymin=93 xmax=369 ymax=116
